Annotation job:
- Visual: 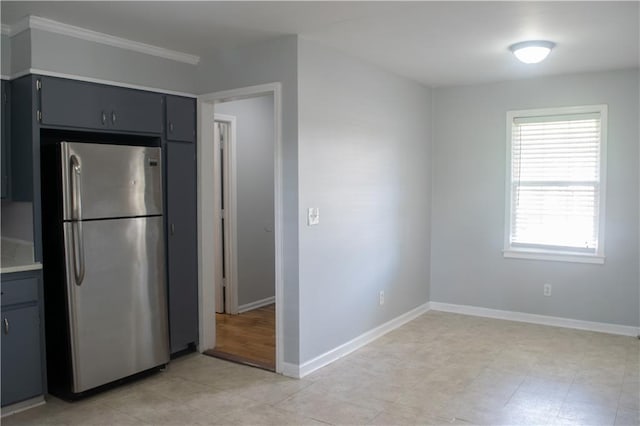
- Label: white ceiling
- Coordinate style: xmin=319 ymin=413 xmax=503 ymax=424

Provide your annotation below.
xmin=1 ymin=1 xmax=638 ymax=87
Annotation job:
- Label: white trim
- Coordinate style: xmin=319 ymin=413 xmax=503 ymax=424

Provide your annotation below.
xmin=197 ymin=100 xmax=217 ymax=352
xmin=6 ymin=16 xmax=199 ymax=65
xmin=1 ymin=396 xmax=45 ymax=417
xmin=292 ymin=303 xmax=430 ymax=378
xmin=214 ymin=113 xmax=239 ymax=315
xmin=0 ymin=75 xmax=10 ymax=81
xmin=503 ymin=249 xmax=605 ymax=264
xmin=8 ymin=68 xmax=197 ymax=98
xmin=0 ymin=24 xmax=11 ymax=36
xmin=429 ymin=302 xmax=638 ymax=337
xmin=504 ymin=104 xmax=608 ymax=263
xmin=198 ymin=82 xmax=284 ymax=375
xmin=238 ymin=296 xmax=276 ymax=314
xmin=280 ymin=362 xmax=301 ymax=379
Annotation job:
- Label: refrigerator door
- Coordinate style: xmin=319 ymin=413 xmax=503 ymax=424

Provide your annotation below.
xmin=60 ymin=142 xmax=163 ymax=221
xmin=63 ymin=216 xmax=169 ymax=393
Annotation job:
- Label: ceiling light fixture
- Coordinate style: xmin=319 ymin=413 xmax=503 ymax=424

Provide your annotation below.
xmin=509 ymin=40 xmax=556 ymax=64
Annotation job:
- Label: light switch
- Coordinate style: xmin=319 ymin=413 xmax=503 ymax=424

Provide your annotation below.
xmin=307 ymin=207 xmax=320 ymax=226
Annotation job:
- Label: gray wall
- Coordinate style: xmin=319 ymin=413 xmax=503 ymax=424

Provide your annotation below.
xmin=28 ymin=29 xmax=197 ymax=93
xmin=196 ymin=35 xmax=300 ymax=364
xmin=1 ymin=34 xmax=10 ymax=77
xmin=3 ymin=28 xmax=196 ymax=93
xmin=431 ymin=69 xmax=639 ymax=327
xmin=1 ymin=200 xmax=34 ymax=241
xmin=216 ymin=95 xmax=276 ymax=308
xmin=9 ymin=30 xmax=30 ymax=77
xmin=297 ymin=39 xmax=432 ymax=363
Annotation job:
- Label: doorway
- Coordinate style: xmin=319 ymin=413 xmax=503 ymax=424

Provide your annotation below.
xmin=201 ymin=92 xmax=278 ymax=371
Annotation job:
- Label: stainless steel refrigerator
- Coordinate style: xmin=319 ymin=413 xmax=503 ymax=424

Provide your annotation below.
xmin=41 ymin=141 xmax=169 ymax=398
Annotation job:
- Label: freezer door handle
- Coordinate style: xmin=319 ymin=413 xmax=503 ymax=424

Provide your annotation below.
xmin=70 ymin=155 xmax=86 ymax=286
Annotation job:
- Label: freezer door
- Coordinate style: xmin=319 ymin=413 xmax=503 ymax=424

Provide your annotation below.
xmin=63 ymin=216 xmax=169 ymax=393
xmin=60 ymin=142 xmax=163 ymax=220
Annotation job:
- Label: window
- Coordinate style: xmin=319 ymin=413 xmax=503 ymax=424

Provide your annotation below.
xmin=504 ymin=105 xmax=607 ymax=264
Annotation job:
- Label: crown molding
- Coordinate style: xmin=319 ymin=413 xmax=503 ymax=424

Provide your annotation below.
xmin=3 ymin=15 xmax=200 ymax=65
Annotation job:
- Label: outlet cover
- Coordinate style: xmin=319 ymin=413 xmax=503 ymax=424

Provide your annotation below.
xmin=307 ymin=207 xmax=320 ymax=226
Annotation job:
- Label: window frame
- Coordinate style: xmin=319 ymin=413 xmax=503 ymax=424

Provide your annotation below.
xmin=503 ymin=104 xmax=608 ymax=264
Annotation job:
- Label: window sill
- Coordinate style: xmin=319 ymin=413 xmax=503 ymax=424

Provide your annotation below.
xmin=503 ymin=249 xmax=605 ymax=265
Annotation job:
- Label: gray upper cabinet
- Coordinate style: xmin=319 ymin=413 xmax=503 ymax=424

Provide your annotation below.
xmin=166 ymin=141 xmax=198 ymax=353
xmin=1 ymin=80 xmax=10 ymax=199
xmin=166 ymin=96 xmax=196 ymax=143
xmin=39 ymin=76 xmax=163 ymax=134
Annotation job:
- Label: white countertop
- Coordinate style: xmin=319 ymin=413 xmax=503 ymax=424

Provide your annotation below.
xmin=1 ymin=239 xmax=42 ymax=274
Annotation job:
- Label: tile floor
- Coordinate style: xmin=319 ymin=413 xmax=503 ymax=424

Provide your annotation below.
xmin=3 ymin=311 xmax=639 ymax=425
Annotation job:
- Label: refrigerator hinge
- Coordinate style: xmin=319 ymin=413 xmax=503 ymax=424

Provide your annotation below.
xmin=37 ymin=110 xmax=42 ymax=122
xmin=36 ymin=79 xmax=42 ymax=91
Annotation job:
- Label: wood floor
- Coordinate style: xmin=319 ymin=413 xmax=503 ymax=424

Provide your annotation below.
xmin=205 ymin=304 xmax=275 ymax=371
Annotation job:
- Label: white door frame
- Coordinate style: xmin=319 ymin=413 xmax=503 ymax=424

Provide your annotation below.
xmin=197 ymin=82 xmax=284 ymax=373
xmin=213 ymin=114 xmax=238 ymax=315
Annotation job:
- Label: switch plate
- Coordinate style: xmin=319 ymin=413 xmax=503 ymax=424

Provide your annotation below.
xmin=543 ymin=283 xmax=552 ymax=297
xmin=307 ymin=207 xmax=320 ymax=226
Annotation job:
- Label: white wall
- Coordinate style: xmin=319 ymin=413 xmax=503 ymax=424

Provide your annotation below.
xmin=297 ymin=39 xmax=432 ymax=363
xmin=196 ymin=35 xmax=301 ymax=364
xmin=216 ymin=95 xmax=275 ymax=308
xmin=431 ymin=69 xmax=640 ymax=327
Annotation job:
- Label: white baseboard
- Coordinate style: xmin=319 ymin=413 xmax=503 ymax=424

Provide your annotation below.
xmin=237 ymin=296 xmax=275 ymax=314
xmin=280 ymin=362 xmax=301 ymax=379
xmin=287 ymin=303 xmax=430 ymax=378
xmin=279 ymin=300 xmax=638 ymax=380
xmin=429 ymin=302 xmax=639 ymax=337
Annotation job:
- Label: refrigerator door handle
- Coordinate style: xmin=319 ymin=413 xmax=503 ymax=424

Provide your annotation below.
xmin=70 ymin=154 xmax=86 ymax=286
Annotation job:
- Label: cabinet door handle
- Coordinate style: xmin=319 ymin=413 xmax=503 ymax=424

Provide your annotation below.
xmin=101 ymin=111 xmax=107 ymax=125
xmin=170 ymin=223 xmax=175 ymax=235
xmin=169 ymin=122 xmax=174 ymax=133
xmin=3 ymin=318 xmax=8 ymax=335
xmin=111 ymin=111 xmax=117 ymax=124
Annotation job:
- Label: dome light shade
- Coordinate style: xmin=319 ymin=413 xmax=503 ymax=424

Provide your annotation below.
xmin=510 ymin=40 xmax=556 ymax=64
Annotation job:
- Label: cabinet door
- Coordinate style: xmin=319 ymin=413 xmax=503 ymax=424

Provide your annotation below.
xmin=166 ymin=142 xmax=198 ymax=353
xmin=40 ymin=77 xmax=163 ymax=134
xmin=1 ymin=306 xmax=43 ymax=406
xmin=1 ymin=80 xmax=9 ymax=199
xmin=107 ymin=87 xmax=163 ymax=134
xmin=166 ymin=96 xmax=196 ymax=143
xmin=40 ymin=77 xmax=110 ymax=130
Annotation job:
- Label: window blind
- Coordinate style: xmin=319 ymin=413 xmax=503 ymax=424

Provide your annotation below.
xmin=510 ymin=113 xmax=601 ymax=251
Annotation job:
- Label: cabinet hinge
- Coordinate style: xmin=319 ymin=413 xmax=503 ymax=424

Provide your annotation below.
xmin=37 ymin=110 xmax=42 ymax=122
xmin=36 ymin=79 xmax=42 ymax=91
xmin=222 ymin=278 xmax=226 ymax=288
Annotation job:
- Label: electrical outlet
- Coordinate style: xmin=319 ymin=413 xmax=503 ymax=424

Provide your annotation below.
xmin=379 ymin=291 xmax=385 ymax=306
xmin=543 ymin=283 xmax=552 ymax=297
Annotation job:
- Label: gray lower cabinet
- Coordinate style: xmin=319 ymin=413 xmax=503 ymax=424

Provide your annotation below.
xmin=166 ymin=141 xmax=198 ymax=353
xmin=1 ymin=271 xmax=45 ymax=407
